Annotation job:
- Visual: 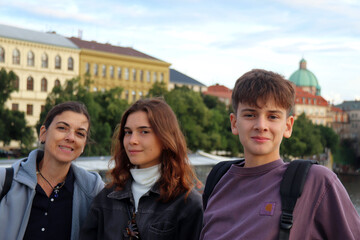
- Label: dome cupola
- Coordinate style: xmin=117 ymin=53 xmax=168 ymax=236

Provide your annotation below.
xmin=289 ymin=59 xmax=321 ymax=95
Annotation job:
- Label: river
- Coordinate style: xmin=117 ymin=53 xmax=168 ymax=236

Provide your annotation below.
xmin=338 ymin=173 xmax=360 ymax=215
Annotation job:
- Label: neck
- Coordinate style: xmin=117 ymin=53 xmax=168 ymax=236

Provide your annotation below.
xmin=244 ymin=153 xmax=280 ymax=168
xmin=38 ymin=156 xmax=70 ymax=185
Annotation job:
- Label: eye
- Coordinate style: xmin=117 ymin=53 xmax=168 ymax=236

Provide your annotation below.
xmin=243 ymin=113 xmax=255 ymax=118
xmin=124 ymin=130 xmax=132 ymax=135
xmin=76 ymin=131 xmax=87 ymax=138
xmin=269 ymin=115 xmax=279 ymax=120
xmin=57 ymin=126 xmax=68 ymax=131
xmin=141 ymin=130 xmax=150 ymax=134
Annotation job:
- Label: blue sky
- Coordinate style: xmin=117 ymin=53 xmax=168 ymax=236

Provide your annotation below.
xmin=1 ymin=0 xmax=359 ymax=104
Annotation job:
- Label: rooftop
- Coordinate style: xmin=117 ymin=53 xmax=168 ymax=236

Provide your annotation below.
xmin=69 ymin=37 xmax=162 ymax=61
xmin=0 ymin=23 xmax=78 ymax=49
xmin=169 ymin=69 xmax=206 ymax=86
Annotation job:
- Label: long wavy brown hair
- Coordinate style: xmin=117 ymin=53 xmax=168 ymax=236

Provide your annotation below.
xmin=108 ymin=98 xmax=197 ymax=202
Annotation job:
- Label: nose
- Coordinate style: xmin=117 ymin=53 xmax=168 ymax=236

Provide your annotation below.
xmin=65 ymin=130 xmax=75 ymax=142
xmin=254 ymin=116 xmax=268 ymax=132
xmin=129 ymin=133 xmax=139 ymax=145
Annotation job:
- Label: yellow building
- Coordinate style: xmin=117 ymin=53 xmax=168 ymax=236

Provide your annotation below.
xmin=69 ymin=37 xmax=171 ymax=103
xmin=0 ymin=24 xmax=80 ymax=127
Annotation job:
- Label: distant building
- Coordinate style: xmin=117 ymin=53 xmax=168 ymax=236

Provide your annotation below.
xmin=168 ymin=69 xmax=207 ymax=92
xmin=336 ymin=100 xmax=360 ymax=157
xmin=203 ymin=84 xmax=232 ymax=106
xmin=69 ymin=37 xmax=170 ymax=103
xmin=289 ymin=59 xmax=348 ymax=130
xmin=289 ymin=58 xmax=321 ymax=96
xmin=0 ymin=24 xmax=80 ymax=127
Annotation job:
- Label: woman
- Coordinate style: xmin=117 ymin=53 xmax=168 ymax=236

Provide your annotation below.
xmin=0 ymin=101 xmax=104 ymax=240
xmin=80 ymin=98 xmax=203 ymax=240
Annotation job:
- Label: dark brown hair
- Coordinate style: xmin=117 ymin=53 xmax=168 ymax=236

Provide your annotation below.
xmin=108 ymin=98 xmax=197 ymax=201
xmin=43 ymin=101 xmax=91 ymax=139
xmin=232 ymin=69 xmax=295 ymax=115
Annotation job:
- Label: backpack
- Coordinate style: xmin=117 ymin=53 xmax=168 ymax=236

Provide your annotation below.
xmin=202 ymin=159 xmax=318 ymax=240
xmin=0 ymin=167 xmax=14 ymax=201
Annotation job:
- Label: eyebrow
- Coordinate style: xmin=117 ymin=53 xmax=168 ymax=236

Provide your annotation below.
xmin=240 ymin=109 xmax=284 ymax=115
xmin=56 ymin=121 xmax=88 ymax=132
xmin=124 ymin=126 xmax=152 ymax=129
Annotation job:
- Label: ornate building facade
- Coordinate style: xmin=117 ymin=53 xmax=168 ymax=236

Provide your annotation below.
xmin=68 ymin=37 xmax=170 ymax=103
xmin=0 ymin=24 xmax=80 ymax=127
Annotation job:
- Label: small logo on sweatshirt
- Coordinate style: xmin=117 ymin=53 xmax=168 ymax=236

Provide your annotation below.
xmin=259 ymin=202 xmax=276 ymax=216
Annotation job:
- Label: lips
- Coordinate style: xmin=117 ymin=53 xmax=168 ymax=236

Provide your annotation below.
xmin=128 ymin=149 xmax=143 ymax=154
xmin=59 ymin=145 xmax=74 ymax=152
xmin=251 ymin=136 xmax=270 ymax=142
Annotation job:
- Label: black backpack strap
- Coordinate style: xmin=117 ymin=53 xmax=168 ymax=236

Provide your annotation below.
xmin=279 ymin=160 xmax=318 ymax=240
xmin=202 ymin=159 xmax=244 ymax=210
xmin=0 ymin=167 xmax=14 ymax=201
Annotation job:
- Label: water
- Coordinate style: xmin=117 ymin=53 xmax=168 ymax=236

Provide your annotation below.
xmin=337 ymin=173 xmax=360 ymax=215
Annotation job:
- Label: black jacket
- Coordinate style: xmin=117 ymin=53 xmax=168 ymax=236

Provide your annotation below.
xmin=80 ymin=180 xmax=203 ymax=240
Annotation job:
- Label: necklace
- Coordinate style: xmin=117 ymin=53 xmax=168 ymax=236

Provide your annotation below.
xmin=36 ymin=168 xmax=65 ymax=198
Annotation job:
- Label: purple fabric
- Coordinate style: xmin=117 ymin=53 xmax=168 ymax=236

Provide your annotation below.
xmin=200 ymin=159 xmax=360 ymax=240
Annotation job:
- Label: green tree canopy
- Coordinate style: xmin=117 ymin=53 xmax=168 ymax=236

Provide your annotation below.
xmin=0 ymin=68 xmax=34 ymax=153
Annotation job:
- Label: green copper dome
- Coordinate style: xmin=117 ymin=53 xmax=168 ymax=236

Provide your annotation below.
xmin=289 ymin=59 xmax=321 ymax=95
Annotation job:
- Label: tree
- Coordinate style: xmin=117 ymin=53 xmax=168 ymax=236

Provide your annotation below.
xmin=147 ymin=81 xmax=168 ymax=98
xmin=281 ymin=113 xmax=323 ymax=159
xmin=0 ymin=68 xmax=34 ymax=153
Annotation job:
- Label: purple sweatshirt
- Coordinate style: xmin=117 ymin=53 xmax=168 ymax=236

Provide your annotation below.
xmin=200 ymin=159 xmax=360 ymax=240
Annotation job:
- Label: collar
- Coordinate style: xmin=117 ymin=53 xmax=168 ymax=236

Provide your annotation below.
xmin=107 ymin=179 xmax=161 ymax=200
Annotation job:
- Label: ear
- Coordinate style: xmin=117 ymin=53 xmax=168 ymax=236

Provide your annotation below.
xmin=39 ymin=125 xmax=47 ymax=143
xmin=230 ymin=113 xmax=239 ymax=135
xmin=283 ymin=116 xmax=294 ymax=139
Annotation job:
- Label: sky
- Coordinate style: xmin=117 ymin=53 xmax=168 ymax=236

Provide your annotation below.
xmin=1 ymin=0 xmax=359 ymax=104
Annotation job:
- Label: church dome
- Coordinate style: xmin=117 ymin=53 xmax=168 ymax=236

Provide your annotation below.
xmin=289 ymin=59 xmax=321 ymax=95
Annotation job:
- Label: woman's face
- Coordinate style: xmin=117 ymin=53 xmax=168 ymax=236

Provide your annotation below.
xmin=123 ymin=111 xmax=163 ymax=169
xmin=40 ymin=111 xmax=89 ymax=164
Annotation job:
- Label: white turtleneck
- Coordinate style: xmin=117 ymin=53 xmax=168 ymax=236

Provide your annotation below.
xmin=130 ymin=164 xmax=161 ymax=211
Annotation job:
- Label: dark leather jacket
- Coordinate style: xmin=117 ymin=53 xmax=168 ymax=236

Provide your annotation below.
xmin=80 ymin=180 xmax=203 ymax=240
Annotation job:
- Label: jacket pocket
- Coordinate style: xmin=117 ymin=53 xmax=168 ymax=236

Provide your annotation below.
xmin=148 ymin=221 xmax=176 ymax=239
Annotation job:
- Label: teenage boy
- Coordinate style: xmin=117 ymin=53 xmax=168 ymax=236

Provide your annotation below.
xmin=200 ymin=69 xmax=360 ymax=239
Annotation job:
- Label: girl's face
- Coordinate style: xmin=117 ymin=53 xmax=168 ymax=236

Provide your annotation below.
xmin=123 ymin=111 xmax=163 ymax=169
xmin=40 ymin=111 xmax=89 ymax=164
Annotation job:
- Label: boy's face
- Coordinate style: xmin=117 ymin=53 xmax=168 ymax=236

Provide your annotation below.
xmin=230 ymin=98 xmax=294 ymax=165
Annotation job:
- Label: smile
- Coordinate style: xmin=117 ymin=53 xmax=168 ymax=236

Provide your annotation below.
xmin=59 ymin=145 xmax=74 ymax=152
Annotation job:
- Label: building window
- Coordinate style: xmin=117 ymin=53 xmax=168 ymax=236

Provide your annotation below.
xmin=27 ymin=76 xmax=34 ymax=91
xmin=117 ymin=67 xmax=122 ymax=79
xmin=0 ymin=47 xmax=4 ymax=62
xmin=132 ymin=69 xmax=136 ymax=81
xmin=139 ymin=91 xmax=143 ymax=99
xmin=94 ymin=64 xmax=98 ymax=76
xmin=26 ymin=104 xmax=33 ymax=115
xmin=54 ymin=79 xmax=61 ymax=87
xmin=125 ymin=68 xmax=129 ymax=80
xmin=55 ymin=55 xmax=61 ymax=69
xmin=153 ymin=72 xmax=157 ymax=82
xmin=140 ymin=70 xmax=143 ymax=82
xmin=125 ymin=90 xmax=129 ymax=100
xmin=12 ymin=103 xmax=19 ymax=111
xmin=27 ymin=51 xmax=34 ymax=66
xmin=110 ymin=66 xmax=114 ymax=78
xmin=160 ymin=73 xmax=164 ymax=82
xmin=85 ymin=63 xmax=90 ymax=74
xmin=102 ymin=65 xmax=106 ymax=77
xmin=93 ymin=87 xmax=98 ymax=92
xmin=146 ymin=71 xmax=150 ymax=82
xmin=68 ymin=57 xmax=74 ymax=70
xmin=12 ymin=49 xmax=20 ymax=65
xmin=13 ymin=76 xmax=19 ymax=90
xmin=132 ymin=91 xmax=136 ymax=102
xmin=41 ymin=78 xmax=47 ymax=92
xmin=41 ymin=53 xmax=48 ymax=68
